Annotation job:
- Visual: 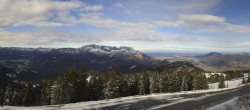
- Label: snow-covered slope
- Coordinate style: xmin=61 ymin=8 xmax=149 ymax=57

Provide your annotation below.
xmin=208 ymin=78 xmax=246 ymax=89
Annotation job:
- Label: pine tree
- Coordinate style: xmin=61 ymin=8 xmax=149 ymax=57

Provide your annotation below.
xmin=50 ymin=79 xmax=62 ymax=105
xmin=162 ymin=72 xmax=170 ymax=93
xmin=126 ymin=74 xmax=137 ymax=96
xmin=187 ymin=73 xmax=194 ymax=91
xmin=150 ymin=73 xmax=159 ymax=93
xmin=12 ymin=91 xmax=22 ymax=106
xmin=242 ymin=78 xmax=246 ymax=84
xmin=218 ymin=75 xmax=226 ymax=89
xmin=0 ymin=89 xmax=4 ymax=106
xmin=181 ymin=77 xmax=188 ymax=91
xmin=103 ymin=69 xmax=121 ymax=99
xmin=3 ymin=85 xmax=12 ymax=106
xmin=193 ymin=73 xmax=208 ymax=90
xmin=73 ymin=66 xmax=88 ymax=102
xmin=41 ymin=84 xmax=52 ymax=105
xmin=89 ymin=75 xmax=103 ymax=100
xmin=158 ymin=73 xmax=164 ymax=93
xmin=23 ymin=82 xmax=36 ymax=106
xmin=172 ymin=73 xmax=181 ymax=92
xmin=138 ymin=73 xmax=145 ymax=95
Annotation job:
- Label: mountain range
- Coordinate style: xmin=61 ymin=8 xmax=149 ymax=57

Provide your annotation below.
xmin=149 ymin=52 xmax=250 ymax=72
xmin=0 ymin=45 xmax=165 ymax=80
xmin=196 ymin=52 xmax=250 ymax=71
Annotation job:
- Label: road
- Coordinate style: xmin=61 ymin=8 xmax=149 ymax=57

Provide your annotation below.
xmin=99 ymin=85 xmax=250 ymax=110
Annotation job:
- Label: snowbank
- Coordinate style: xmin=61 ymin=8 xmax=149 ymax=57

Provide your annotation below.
xmin=206 ymin=97 xmax=239 ymax=110
xmin=206 ymin=93 xmax=250 ymax=110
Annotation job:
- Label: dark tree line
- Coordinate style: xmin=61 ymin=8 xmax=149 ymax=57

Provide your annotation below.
xmin=0 ymin=82 xmax=37 ymax=106
xmin=0 ymin=67 xmax=209 ymax=106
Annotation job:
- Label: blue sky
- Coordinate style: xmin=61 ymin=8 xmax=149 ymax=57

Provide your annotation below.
xmin=1 ymin=0 xmax=250 ymax=52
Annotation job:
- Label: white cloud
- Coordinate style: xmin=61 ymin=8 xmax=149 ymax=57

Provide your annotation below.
xmin=178 ymin=14 xmax=225 ymax=26
xmin=0 ymin=0 xmax=103 ymax=28
xmin=79 ymin=13 xmax=156 ymax=30
xmin=80 ymin=5 xmax=103 ymax=11
xmin=155 ymin=14 xmax=250 ymax=34
xmin=154 ymin=21 xmax=178 ymax=28
xmin=224 ymin=24 xmax=250 ymax=33
xmin=166 ymin=0 xmax=221 ymax=13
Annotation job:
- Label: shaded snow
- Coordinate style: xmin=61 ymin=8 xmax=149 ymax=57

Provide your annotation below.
xmin=206 ymin=97 xmax=239 ymax=110
xmin=206 ymin=93 xmax=250 ymax=110
xmin=129 ymin=65 xmax=136 ymax=69
xmin=86 ymin=76 xmax=91 ymax=82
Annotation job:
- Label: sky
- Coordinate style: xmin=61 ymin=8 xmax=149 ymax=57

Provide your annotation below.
xmin=1 ymin=0 xmax=250 ymax=52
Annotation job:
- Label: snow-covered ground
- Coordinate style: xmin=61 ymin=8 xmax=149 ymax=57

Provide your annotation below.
xmin=206 ymin=93 xmax=250 ymax=110
xmin=206 ymin=97 xmax=239 ymax=110
xmin=204 ymin=73 xmax=225 ymax=78
xmin=208 ymin=78 xmax=245 ymax=89
xmin=1 ymin=79 xmax=247 ymax=110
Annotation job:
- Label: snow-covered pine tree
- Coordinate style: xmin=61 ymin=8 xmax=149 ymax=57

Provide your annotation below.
xmin=23 ymin=82 xmax=36 ymax=106
xmin=90 ymin=75 xmax=105 ymax=100
xmin=126 ymin=74 xmax=138 ymax=96
xmin=41 ymin=85 xmax=52 ymax=105
xmin=12 ymin=91 xmax=22 ymax=106
xmin=150 ymin=72 xmax=159 ymax=93
xmin=138 ymin=73 xmax=145 ymax=95
xmin=174 ymin=73 xmax=182 ymax=92
xmin=158 ymin=73 xmax=164 ymax=93
xmin=193 ymin=73 xmax=208 ymax=90
xmin=181 ymin=76 xmax=188 ymax=91
xmin=103 ymin=69 xmax=121 ymax=99
xmin=218 ymin=75 xmax=226 ymax=88
xmin=50 ymin=77 xmax=67 ymax=105
xmin=162 ymin=72 xmax=169 ymax=93
xmin=3 ymin=85 xmax=12 ymax=106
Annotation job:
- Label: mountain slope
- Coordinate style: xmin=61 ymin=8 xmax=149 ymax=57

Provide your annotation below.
xmin=199 ymin=54 xmax=250 ymax=71
xmin=155 ymin=61 xmax=205 ymax=73
xmin=194 ymin=52 xmax=222 ymax=59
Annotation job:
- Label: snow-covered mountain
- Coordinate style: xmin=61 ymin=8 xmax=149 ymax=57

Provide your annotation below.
xmin=0 ymin=45 xmax=149 ymax=61
xmin=78 ymin=44 xmax=149 ymax=61
xmin=0 ymin=45 xmax=152 ymax=76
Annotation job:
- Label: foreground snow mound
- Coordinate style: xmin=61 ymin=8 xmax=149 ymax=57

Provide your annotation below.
xmin=206 ymin=93 xmax=250 ymax=110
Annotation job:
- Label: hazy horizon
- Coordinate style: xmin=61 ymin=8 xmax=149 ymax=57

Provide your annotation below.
xmin=1 ymin=44 xmax=249 ymax=54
